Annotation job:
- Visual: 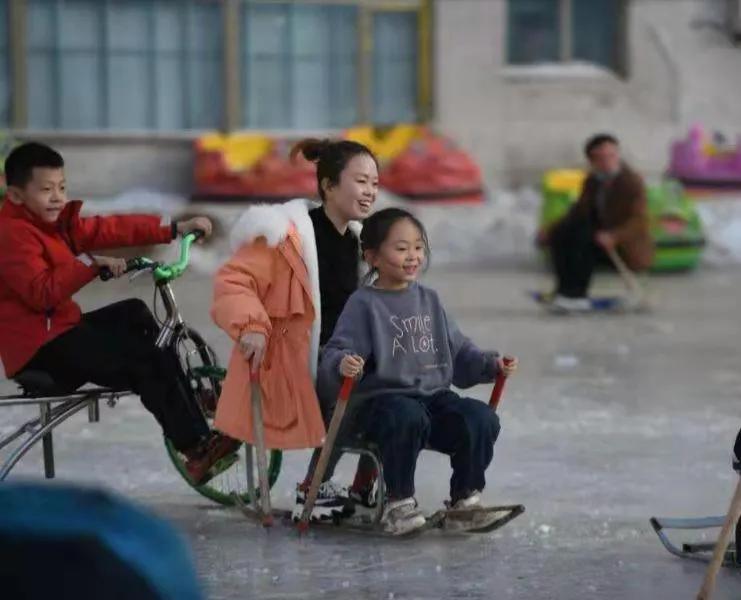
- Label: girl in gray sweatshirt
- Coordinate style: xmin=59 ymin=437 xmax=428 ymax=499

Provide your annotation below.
xmin=319 ymin=208 xmax=518 ymax=535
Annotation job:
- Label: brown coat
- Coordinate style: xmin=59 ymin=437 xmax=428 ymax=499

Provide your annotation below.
xmin=560 ymin=165 xmax=653 ymax=271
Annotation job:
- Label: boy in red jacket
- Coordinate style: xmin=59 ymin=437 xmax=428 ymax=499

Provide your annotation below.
xmin=0 ymin=141 xmax=237 ymax=484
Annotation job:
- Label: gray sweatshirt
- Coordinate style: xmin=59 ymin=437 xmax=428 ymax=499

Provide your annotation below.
xmin=318 ymin=283 xmax=499 ymax=400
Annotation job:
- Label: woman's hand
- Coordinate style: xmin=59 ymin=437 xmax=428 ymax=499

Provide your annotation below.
xmin=497 ymin=356 xmax=519 ymax=377
xmin=339 ymin=354 xmax=365 ymax=379
xmin=238 ymin=332 xmax=267 ymax=374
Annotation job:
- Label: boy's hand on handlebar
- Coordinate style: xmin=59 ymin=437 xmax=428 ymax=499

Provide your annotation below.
xmin=498 ymin=356 xmax=519 ymax=377
xmin=95 ymin=256 xmax=127 ymax=278
xmin=239 ymin=332 xmax=266 ymax=374
xmin=177 ymin=216 xmax=213 ymax=241
xmin=340 ymin=355 xmax=364 ymax=379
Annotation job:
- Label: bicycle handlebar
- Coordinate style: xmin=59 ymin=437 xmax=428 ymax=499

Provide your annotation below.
xmin=152 ymin=230 xmax=203 ymax=282
xmin=99 ymin=258 xmax=148 ymax=282
xmin=98 ymin=229 xmax=204 ymax=283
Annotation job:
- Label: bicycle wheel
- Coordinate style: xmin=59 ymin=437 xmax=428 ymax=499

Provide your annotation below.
xmin=165 ymin=327 xmax=282 ymax=506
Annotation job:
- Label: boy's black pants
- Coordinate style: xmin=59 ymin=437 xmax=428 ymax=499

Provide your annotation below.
xmin=23 ymin=299 xmax=209 ymax=452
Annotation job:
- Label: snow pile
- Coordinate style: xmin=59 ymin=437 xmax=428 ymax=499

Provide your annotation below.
xmin=399 ymin=187 xmax=541 ymax=267
xmin=696 ymin=196 xmax=741 ymax=267
xmin=85 ymin=186 xmax=741 ymax=273
xmin=84 ymin=188 xmax=189 ymax=217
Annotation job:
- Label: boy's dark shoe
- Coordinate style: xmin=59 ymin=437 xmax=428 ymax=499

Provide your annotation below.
xmin=185 ymin=433 xmax=241 ymax=486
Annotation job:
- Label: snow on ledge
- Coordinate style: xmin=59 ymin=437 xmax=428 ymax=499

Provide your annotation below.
xmin=503 ymin=61 xmax=618 ymax=82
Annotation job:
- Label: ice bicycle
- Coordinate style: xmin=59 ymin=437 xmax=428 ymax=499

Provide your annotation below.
xmin=0 ymin=231 xmax=524 ymax=536
xmin=0 ymin=231 xmax=281 ymax=506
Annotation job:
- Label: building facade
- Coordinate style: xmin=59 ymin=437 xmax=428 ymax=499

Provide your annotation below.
xmin=2 ymin=0 xmax=741 ymax=195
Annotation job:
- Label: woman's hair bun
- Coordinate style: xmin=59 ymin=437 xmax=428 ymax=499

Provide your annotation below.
xmin=290 ymin=138 xmax=331 ymax=163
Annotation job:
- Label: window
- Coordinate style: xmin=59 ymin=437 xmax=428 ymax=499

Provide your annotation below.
xmin=372 ymin=11 xmax=418 ymax=124
xmin=27 ymin=0 xmax=223 ymax=131
xmin=242 ymin=3 xmax=359 ymax=129
xmin=507 ymin=0 xmax=625 ymax=73
xmin=0 ymin=0 xmax=9 ymax=126
xmin=13 ymin=0 xmax=429 ymax=132
xmin=507 ymin=0 xmax=560 ymax=65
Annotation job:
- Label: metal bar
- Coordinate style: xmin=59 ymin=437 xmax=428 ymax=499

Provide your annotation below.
xmin=99 ymin=0 xmax=110 ymax=129
xmin=357 ymin=7 xmax=372 ymax=123
xmin=417 ymin=0 xmax=432 ymax=122
xmin=247 ymin=0 xmax=421 ymax=8
xmin=0 ymin=390 xmax=125 ymax=407
xmin=0 ymin=420 xmax=38 ymax=453
xmin=182 ymin=1 xmax=192 ymax=129
xmin=285 ymin=4 xmax=295 ymax=128
xmin=0 ymin=398 xmax=90 ymax=481
xmin=326 ymin=6 xmax=336 ymax=127
xmin=560 ymin=0 xmax=572 ymax=63
xmin=244 ymin=444 xmax=256 ymax=510
xmin=154 ymin=283 xmax=183 ymax=349
xmin=223 ymin=0 xmax=241 ymax=132
xmin=250 ymin=381 xmax=273 ymax=526
xmin=87 ymin=398 xmax=100 ymax=423
xmin=684 ymin=542 xmax=728 ymax=554
xmin=615 ymin=0 xmax=630 ymax=78
xmin=52 ymin=0 xmax=61 ymax=127
xmin=9 ymin=0 xmax=28 ymax=128
xmin=148 ymin=0 xmax=158 ymax=130
xmin=39 ymin=403 xmax=55 ymax=479
xmin=652 ymin=516 xmax=725 ymax=530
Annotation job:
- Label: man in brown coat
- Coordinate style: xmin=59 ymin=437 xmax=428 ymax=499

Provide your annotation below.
xmin=539 ymin=134 xmax=653 ymax=311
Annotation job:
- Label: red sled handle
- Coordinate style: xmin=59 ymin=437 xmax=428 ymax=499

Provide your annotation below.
xmin=489 ymin=355 xmax=515 ymax=411
xmin=338 ymin=376 xmax=354 ymax=403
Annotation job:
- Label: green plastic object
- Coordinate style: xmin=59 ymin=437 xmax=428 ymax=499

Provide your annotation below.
xmin=154 ymin=232 xmax=198 ymax=282
xmin=540 ymin=169 xmax=705 ymax=272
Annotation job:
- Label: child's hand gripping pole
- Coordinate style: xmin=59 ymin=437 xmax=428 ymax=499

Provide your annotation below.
xmin=489 ymin=356 xmax=515 ymax=411
xmin=297 ymin=377 xmax=355 ymax=533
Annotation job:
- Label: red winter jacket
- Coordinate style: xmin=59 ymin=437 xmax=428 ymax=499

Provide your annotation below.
xmin=0 ymin=198 xmax=175 ymax=377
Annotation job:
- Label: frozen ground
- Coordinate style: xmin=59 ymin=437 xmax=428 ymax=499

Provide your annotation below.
xmin=1 ymin=257 xmax=740 ymax=599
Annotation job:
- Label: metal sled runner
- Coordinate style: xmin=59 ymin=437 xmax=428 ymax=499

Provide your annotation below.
xmin=650 ymin=515 xmax=740 ymax=567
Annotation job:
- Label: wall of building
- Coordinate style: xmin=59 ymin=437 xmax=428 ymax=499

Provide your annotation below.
xmin=12 ymin=0 xmax=741 ymax=198
xmin=434 ymin=0 xmax=741 ymax=187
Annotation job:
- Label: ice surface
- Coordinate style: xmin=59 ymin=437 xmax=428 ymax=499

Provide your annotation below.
xmin=1 ymin=225 xmax=740 ymax=599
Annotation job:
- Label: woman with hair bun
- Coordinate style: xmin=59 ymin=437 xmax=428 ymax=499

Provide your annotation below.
xmin=211 ymin=138 xmax=379 ymax=521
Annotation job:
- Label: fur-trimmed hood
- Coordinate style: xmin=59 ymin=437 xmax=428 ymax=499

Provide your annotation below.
xmin=229 ymin=198 xmax=361 ymax=252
